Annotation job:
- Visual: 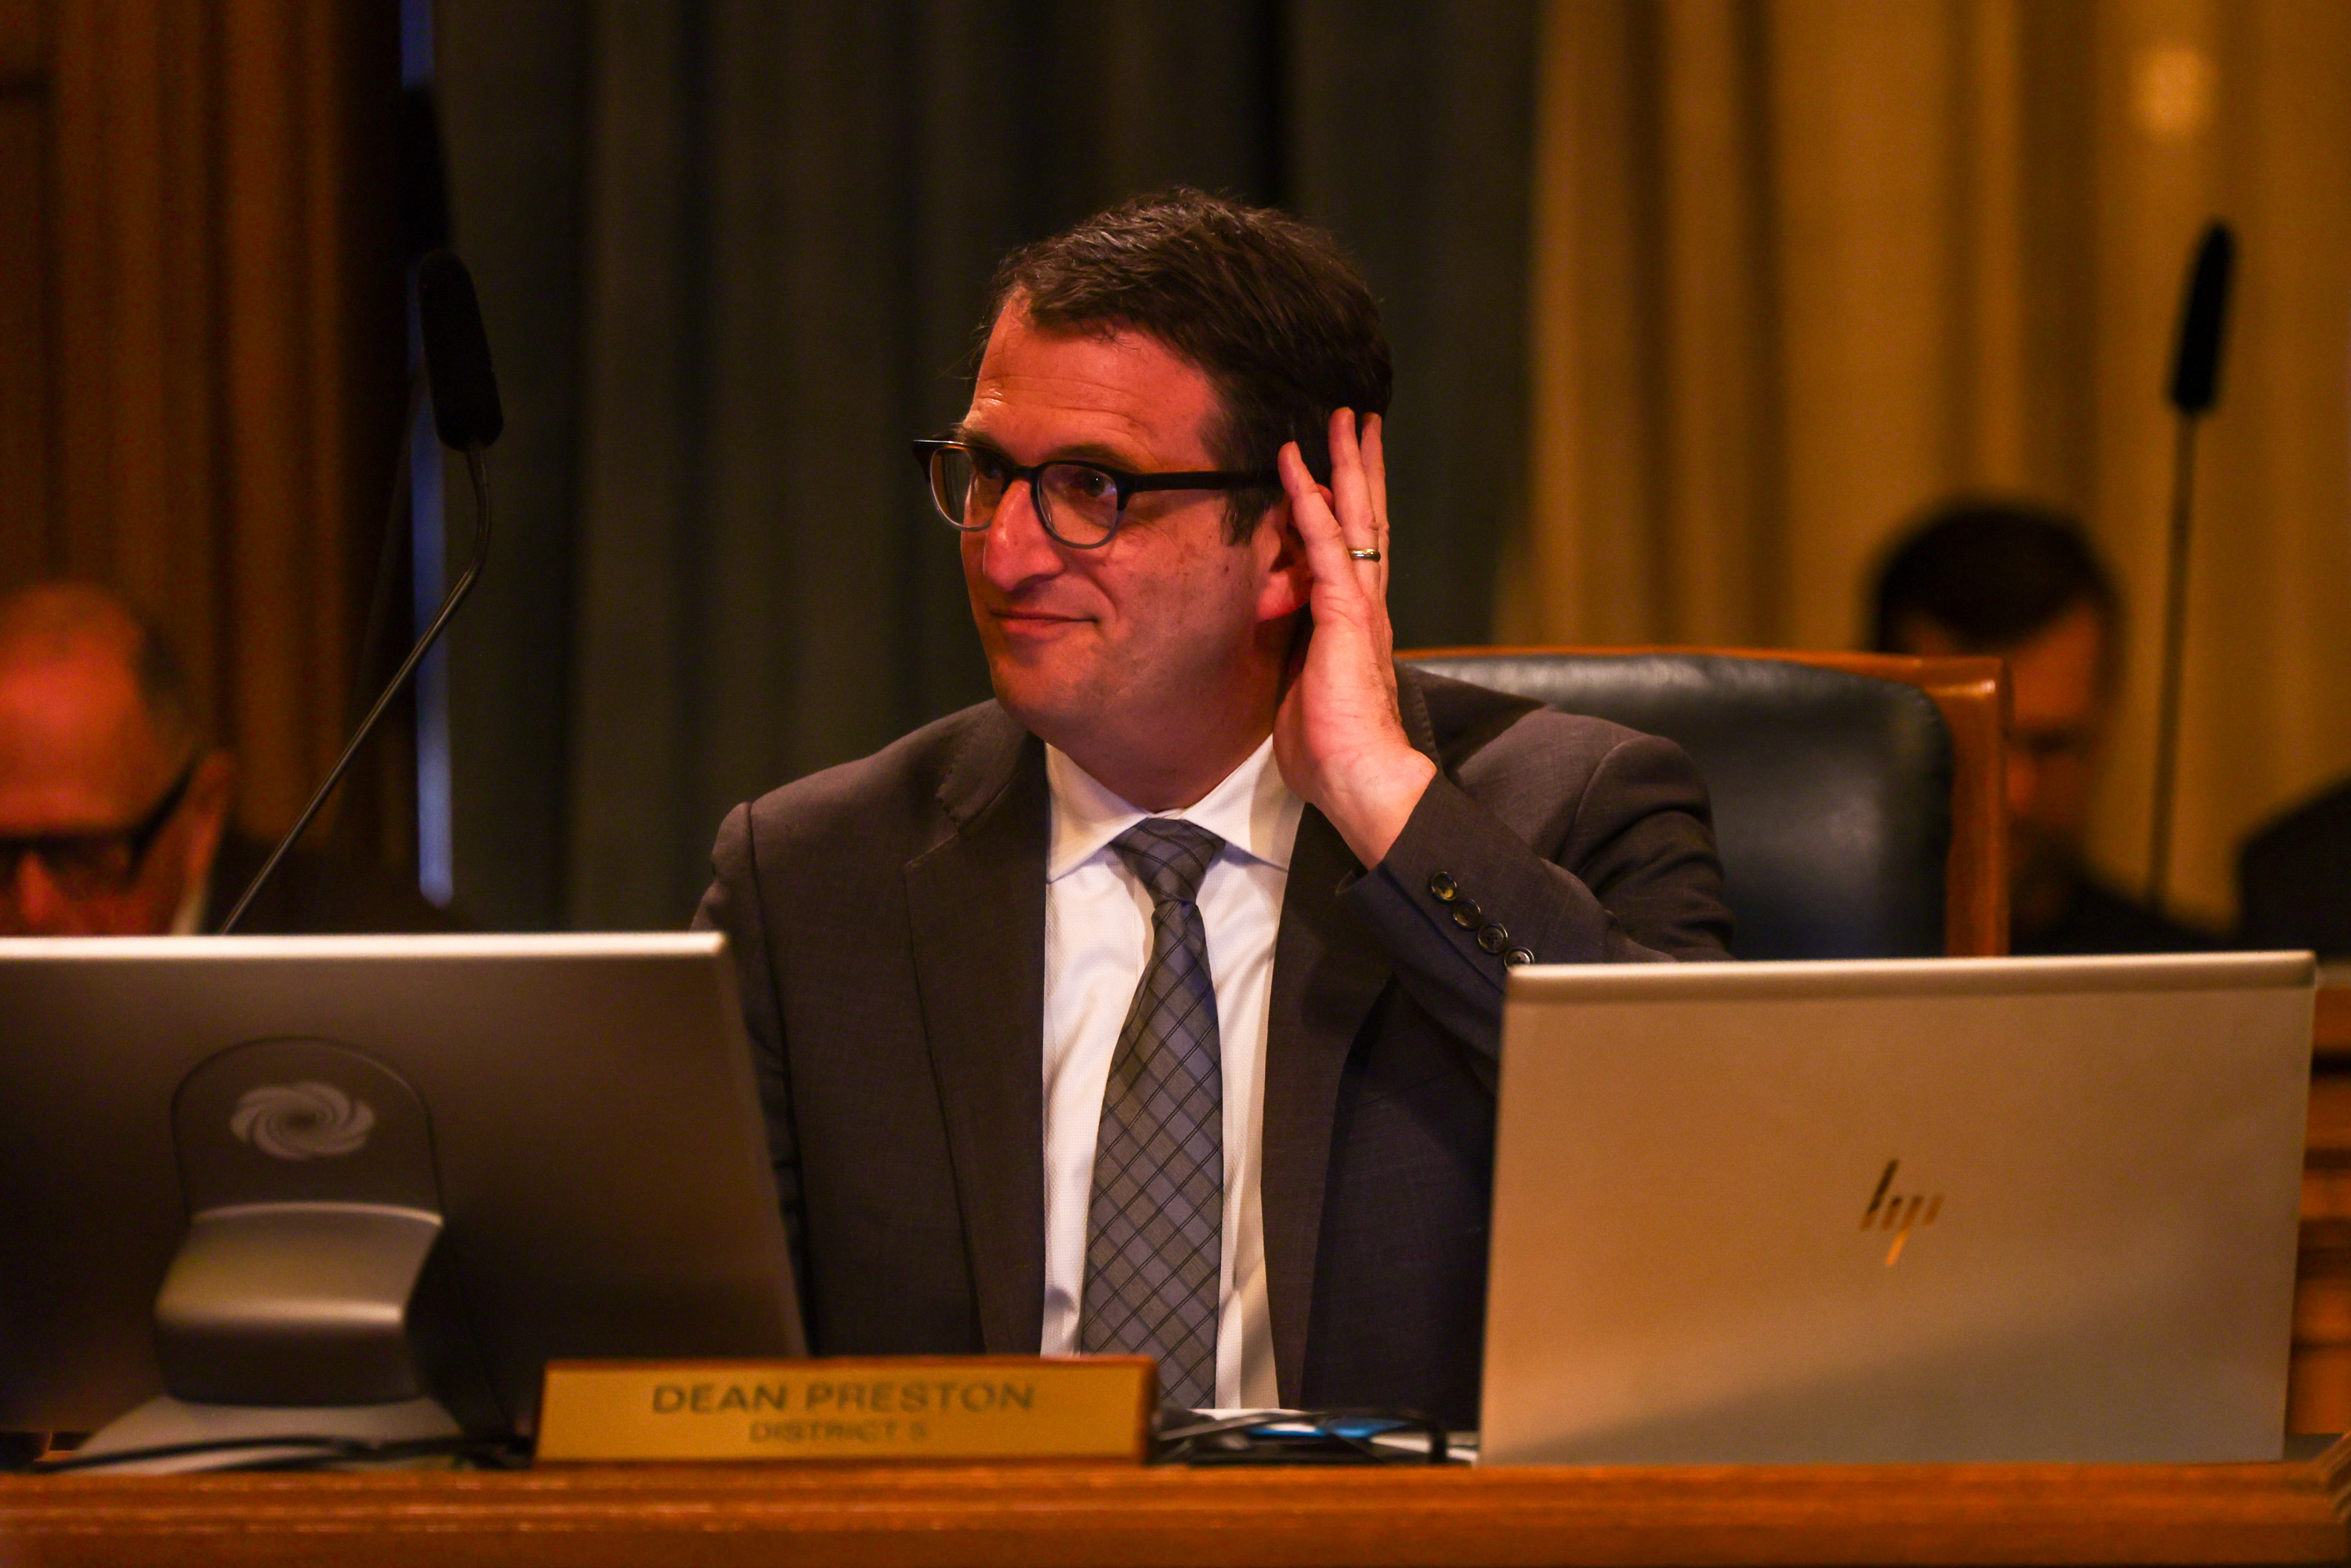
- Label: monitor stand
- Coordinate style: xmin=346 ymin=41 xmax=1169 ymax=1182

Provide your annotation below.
xmin=77 ymin=1040 xmax=476 ymax=1472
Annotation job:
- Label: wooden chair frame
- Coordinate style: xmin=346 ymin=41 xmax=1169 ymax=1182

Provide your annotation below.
xmin=1402 ymin=647 xmax=2010 ymax=957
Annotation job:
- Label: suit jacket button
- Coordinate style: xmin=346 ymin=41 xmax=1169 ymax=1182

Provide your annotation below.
xmin=1478 ymin=923 xmax=1509 ymax=954
xmin=1429 ymin=871 xmax=1459 ymax=902
xmin=1450 ymin=899 xmax=1483 ymax=930
xmin=1505 ymin=947 xmax=1535 ymax=967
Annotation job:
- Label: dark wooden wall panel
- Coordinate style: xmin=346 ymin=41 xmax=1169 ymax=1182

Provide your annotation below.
xmin=0 ymin=0 xmax=45 ymax=585
xmin=0 ymin=0 xmax=34 ymax=75
xmin=0 ymin=92 xmax=48 ymax=588
xmin=49 ymin=0 xmax=226 ymax=722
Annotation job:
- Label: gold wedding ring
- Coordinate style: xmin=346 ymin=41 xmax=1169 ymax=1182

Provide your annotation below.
xmin=1349 ymin=547 xmax=1381 ymax=562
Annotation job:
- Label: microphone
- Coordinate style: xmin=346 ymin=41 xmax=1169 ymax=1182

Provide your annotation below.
xmin=220 ymin=251 xmax=503 ymax=933
xmin=2146 ymin=221 xmax=2235 ymax=907
xmin=418 ymin=251 xmax=504 ymax=451
xmin=2168 ymin=225 xmax=2235 ymax=416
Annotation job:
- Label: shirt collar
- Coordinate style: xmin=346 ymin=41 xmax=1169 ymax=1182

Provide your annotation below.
xmin=1045 ymin=735 xmax=1304 ymax=882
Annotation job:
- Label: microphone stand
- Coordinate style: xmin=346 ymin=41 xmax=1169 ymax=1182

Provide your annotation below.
xmin=2145 ymin=418 xmax=2197 ymax=909
xmin=219 ymin=447 xmax=491 ymax=934
xmin=2144 ymin=221 xmax=2233 ymax=909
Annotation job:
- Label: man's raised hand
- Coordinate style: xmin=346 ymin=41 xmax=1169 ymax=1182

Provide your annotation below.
xmin=1272 ymin=409 xmax=1436 ymax=868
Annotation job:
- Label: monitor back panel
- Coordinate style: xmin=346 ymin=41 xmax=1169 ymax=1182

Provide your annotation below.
xmin=1480 ymin=954 xmax=2313 ymax=1464
xmin=0 ymin=935 xmax=802 ymax=1434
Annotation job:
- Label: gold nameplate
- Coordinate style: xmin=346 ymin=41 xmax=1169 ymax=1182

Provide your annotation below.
xmin=535 ymin=1356 xmax=1155 ymax=1464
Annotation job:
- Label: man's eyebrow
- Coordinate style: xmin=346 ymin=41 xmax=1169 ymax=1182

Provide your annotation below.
xmin=949 ymin=423 xmax=1150 ymax=472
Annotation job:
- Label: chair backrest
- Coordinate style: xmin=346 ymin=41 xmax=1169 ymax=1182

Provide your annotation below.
xmin=1400 ymin=648 xmax=2009 ymax=958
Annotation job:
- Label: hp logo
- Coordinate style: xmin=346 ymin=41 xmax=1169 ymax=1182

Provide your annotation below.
xmin=1861 ymin=1158 xmax=1942 ymax=1266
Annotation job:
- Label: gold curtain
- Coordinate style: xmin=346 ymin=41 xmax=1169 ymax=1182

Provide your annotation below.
xmin=1512 ymin=0 xmax=2351 ymax=929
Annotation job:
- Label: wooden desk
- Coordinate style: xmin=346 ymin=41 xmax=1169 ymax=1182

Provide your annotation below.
xmin=10 ymin=985 xmax=2351 ymax=1563
xmin=2297 ymin=989 xmax=2351 ymax=1429
xmin=3 ymin=1453 xmax=2348 ymax=1568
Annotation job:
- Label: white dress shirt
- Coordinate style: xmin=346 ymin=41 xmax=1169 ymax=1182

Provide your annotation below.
xmin=1038 ymin=736 xmax=1303 ymax=1410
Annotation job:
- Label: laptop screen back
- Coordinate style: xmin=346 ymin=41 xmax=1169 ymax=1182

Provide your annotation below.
xmin=1480 ymin=953 xmax=2313 ymax=1464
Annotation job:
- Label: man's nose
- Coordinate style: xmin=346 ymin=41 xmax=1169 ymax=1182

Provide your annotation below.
xmin=970 ymin=478 xmax=1064 ymax=591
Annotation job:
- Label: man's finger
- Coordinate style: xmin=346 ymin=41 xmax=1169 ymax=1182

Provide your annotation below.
xmin=1278 ymin=441 xmax=1371 ymax=591
xmin=1326 ymin=409 xmax=1379 ymax=562
xmin=1362 ymin=413 xmax=1389 ymax=546
xmin=1277 ymin=440 xmax=1337 ymax=534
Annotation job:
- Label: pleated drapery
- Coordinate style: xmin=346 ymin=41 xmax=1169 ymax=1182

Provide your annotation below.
xmin=1515 ymin=0 xmax=2351 ymax=928
xmin=437 ymin=1 xmax=1536 ymax=931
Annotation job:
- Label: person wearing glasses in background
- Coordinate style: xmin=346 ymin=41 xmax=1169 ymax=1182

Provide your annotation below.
xmin=0 ymin=581 xmax=446 ymax=936
xmin=695 ymin=190 xmax=1732 ymax=1430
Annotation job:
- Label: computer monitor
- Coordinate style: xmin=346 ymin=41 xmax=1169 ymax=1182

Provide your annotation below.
xmin=1480 ymin=951 xmax=2313 ymax=1464
xmin=0 ymin=933 xmax=804 ymax=1465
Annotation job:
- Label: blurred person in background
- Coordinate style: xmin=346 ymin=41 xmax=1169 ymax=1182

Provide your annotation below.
xmin=1869 ymin=500 xmax=2220 ymax=956
xmin=0 ymin=581 xmax=445 ymax=936
xmin=2238 ymin=782 xmax=2351 ymax=958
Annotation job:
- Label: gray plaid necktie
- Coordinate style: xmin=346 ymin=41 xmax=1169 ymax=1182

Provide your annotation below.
xmin=1079 ymin=817 xmax=1226 ymax=1408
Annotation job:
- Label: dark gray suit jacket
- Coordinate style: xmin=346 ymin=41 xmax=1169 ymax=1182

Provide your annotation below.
xmin=694 ymin=666 xmax=1731 ymax=1426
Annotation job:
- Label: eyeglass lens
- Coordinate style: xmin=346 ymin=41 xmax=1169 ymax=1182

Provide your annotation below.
xmin=0 ymin=836 xmax=142 ymax=900
xmin=928 ymin=447 xmax=1122 ymax=548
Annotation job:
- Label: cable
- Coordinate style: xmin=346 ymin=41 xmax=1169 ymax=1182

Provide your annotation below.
xmin=1155 ymin=1407 xmax=1452 ymax=1465
xmin=22 ymin=1432 xmax=526 ymax=1475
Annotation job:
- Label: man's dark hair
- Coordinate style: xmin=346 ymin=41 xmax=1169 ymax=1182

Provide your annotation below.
xmin=1869 ymin=498 xmax=2120 ymax=660
xmin=129 ymin=607 xmax=197 ymax=750
xmin=986 ymin=187 xmax=1393 ymax=541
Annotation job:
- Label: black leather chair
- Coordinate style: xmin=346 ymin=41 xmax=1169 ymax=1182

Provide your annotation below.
xmin=1404 ymin=650 xmax=1970 ymax=960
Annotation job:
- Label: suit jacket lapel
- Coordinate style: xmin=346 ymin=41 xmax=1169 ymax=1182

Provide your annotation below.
xmin=1260 ymin=806 xmax=1392 ymax=1403
xmin=1261 ymin=670 xmax=1447 ymax=1402
xmin=904 ymin=708 xmax=1049 ymax=1354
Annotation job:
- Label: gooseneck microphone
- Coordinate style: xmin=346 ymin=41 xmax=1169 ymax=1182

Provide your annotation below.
xmin=2145 ymin=222 xmax=2235 ymax=908
xmin=220 ymin=252 xmax=504 ymax=933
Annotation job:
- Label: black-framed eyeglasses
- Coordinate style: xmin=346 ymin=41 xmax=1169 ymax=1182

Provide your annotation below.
xmin=911 ymin=438 xmax=1278 ymax=549
xmin=0 ymin=757 xmax=198 ymax=902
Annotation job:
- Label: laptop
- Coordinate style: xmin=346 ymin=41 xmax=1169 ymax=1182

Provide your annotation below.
xmin=1479 ymin=952 xmax=2313 ymax=1464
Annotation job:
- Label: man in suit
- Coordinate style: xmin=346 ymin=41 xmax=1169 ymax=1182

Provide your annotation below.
xmin=0 ymin=580 xmax=446 ymax=936
xmin=2239 ymin=787 xmax=2351 ymax=956
xmin=696 ymin=190 xmax=1731 ymax=1427
xmin=1870 ymin=500 xmax=2219 ymax=955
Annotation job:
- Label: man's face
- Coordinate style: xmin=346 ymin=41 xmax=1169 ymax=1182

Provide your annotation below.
xmin=1897 ymin=600 xmax=2112 ymax=900
xmin=0 ymin=642 xmax=230 ymax=936
xmin=957 ymin=306 xmax=1299 ymax=770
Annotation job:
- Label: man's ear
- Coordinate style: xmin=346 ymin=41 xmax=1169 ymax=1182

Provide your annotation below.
xmin=1252 ymin=498 xmax=1315 ymax=625
xmin=179 ymin=748 xmax=236 ymax=892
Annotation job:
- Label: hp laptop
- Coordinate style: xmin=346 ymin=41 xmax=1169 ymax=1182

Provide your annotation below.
xmin=1480 ymin=953 xmax=2313 ymax=1464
